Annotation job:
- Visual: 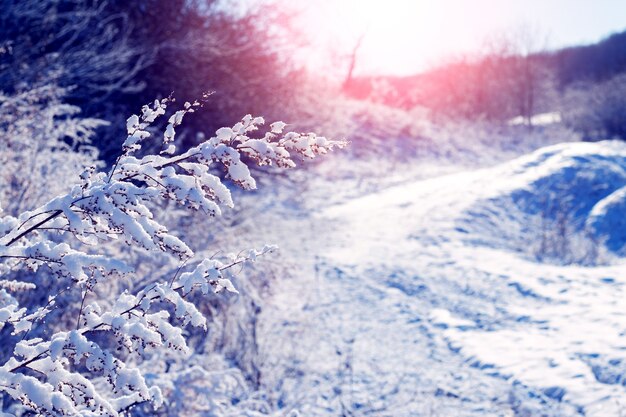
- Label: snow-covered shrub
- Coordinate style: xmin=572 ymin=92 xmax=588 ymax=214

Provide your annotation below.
xmin=0 ymin=0 xmax=148 ymax=103
xmin=0 ymin=85 xmax=106 ymax=216
xmin=0 ymin=96 xmax=345 ymax=416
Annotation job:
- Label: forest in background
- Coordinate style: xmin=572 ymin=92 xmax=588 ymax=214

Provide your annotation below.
xmin=3 ymin=0 xmax=626 ymax=159
xmin=347 ymin=28 xmax=626 ymax=140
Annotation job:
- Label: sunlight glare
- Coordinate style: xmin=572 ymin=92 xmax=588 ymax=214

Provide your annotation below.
xmin=315 ymin=0 xmax=476 ymax=74
xmin=308 ymin=0 xmax=536 ymax=75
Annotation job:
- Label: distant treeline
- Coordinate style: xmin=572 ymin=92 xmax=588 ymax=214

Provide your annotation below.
xmin=347 ymin=29 xmax=626 ymax=140
xmin=553 ymin=30 xmax=626 ymax=86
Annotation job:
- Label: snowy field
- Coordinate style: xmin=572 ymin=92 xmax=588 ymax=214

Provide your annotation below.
xmin=250 ymin=141 xmax=626 ymax=416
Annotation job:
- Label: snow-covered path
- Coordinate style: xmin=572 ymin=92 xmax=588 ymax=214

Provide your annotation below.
xmin=257 ymin=144 xmax=626 ymax=416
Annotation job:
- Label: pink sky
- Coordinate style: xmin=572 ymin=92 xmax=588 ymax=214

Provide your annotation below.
xmin=298 ymin=0 xmax=626 ymax=75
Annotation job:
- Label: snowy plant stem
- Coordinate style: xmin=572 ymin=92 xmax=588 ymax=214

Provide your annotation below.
xmin=7 ymin=250 xmax=270 ymax=374
xmin=5 ymin=195 xmax=92 ymax=246
xmin=5 ymin=210 xmax=63 ymax=246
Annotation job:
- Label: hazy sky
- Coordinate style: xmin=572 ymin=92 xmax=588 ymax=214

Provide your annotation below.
xmin=301 ymin=0 xmax=626 ymax=75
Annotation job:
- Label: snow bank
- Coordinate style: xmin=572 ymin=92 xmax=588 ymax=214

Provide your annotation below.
xmin=459 ymin=141 xmax=626 ymax=264
xmin=253 ymin=137 xmax=626 ymax=416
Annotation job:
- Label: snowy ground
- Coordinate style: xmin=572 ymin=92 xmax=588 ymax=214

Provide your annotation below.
xmin=251 ymin=141 xmax=626 ymax=416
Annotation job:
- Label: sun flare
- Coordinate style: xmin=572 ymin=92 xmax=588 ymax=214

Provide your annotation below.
xmin=306 ymin=0 xmax=572 ymax=75
xmin=310 ymin=0 xmax=469 ymax=74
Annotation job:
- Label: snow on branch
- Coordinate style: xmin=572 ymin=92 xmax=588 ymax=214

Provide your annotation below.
xmin=0 ymin=97 xmax=345 ymax=416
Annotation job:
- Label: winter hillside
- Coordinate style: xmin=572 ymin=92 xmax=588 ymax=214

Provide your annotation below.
xmin=242 ymin=140 xmax=626 ymax=416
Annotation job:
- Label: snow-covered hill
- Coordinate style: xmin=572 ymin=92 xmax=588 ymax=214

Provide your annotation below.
xmin=256 ymin=141 xmax=626 ymax=416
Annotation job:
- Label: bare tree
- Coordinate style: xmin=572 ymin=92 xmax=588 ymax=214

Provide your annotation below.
xmin=342 ymin=31 xmax=367 ymax=92
xmin=507 ymin=24 xmax=554 ymax=128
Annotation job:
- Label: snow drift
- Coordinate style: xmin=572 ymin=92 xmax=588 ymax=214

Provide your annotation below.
xmin=459 ymin=141 xmax=626 ymax=264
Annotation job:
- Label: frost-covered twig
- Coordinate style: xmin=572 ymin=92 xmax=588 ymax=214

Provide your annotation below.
xmin=0 ymin=97 xmax=346 ymax=416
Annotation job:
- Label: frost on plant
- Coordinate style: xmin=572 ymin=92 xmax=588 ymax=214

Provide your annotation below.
xmin=0 ymin=97 xmax=345 ymax=416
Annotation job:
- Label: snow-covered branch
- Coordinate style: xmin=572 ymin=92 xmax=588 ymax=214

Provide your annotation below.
xmin=0 ymin=97 xmax=345 ymax=416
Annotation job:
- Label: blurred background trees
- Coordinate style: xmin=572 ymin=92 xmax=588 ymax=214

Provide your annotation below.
xmin=344 ymin=24 xmax=626 ymax=141
xmin=2 ymin=0 xmax=625 ymax=153
xmin=0 ymin=0 xmax=310 ymax=162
